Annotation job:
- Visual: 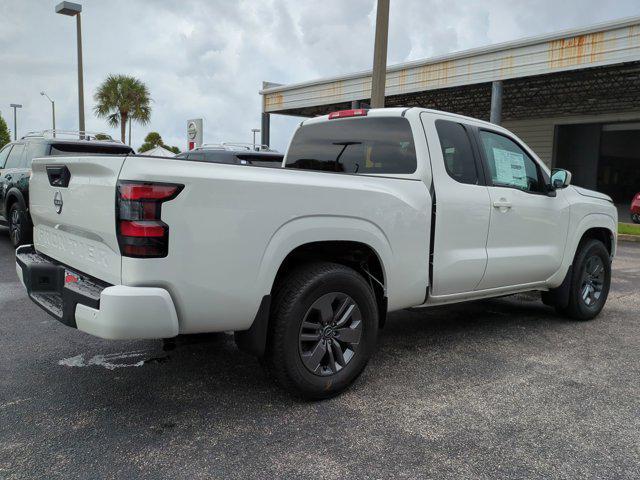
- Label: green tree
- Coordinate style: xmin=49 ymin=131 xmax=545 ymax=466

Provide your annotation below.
xmin=139 ymin=131 xmax=181 ymax=154
xmin=0 ymin=113 xmax=10 ymax=148
xmin=93 ymin=74 xmax=151 ymax=143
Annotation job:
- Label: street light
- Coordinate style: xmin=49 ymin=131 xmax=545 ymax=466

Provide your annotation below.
xmin=9 ymin=104 xmax=22 ymax=140
xmin=55 ymin=1 xmax=84 ymax=136
xmin=251 ymin=128 xmax=261 ymax=150
xmin=40 ymin=92 xmax=56 ymax=136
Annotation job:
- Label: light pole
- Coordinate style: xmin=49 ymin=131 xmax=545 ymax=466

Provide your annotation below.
xmin=40 ymin=92 xmax=56 ymax=136
xmin=55 ymin=1 xmax=84 ymax=136
xmin=251 ymin=128 xmax=260 ymax=150
xmin=370 ymin=0 xmax=390 ymax=109
xmin=9 ymin=104 xmax=22 ymax=140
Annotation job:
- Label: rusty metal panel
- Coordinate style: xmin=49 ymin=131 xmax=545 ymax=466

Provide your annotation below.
xmin=262 ymin=17 xmax=640 ymax=114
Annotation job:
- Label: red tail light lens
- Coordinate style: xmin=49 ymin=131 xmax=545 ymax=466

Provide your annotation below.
xmin=116 ymin=181 xmax=183 ymax=258
xmin=328 ymin=109 xmax=368 ymax=119
xmin=120 ymin=221 xmax=166 ymax=238
xmin=119 ymin=184 xmax=181 ymax=201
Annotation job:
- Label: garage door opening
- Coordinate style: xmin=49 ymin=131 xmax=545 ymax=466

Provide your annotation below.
xmin=554 ymin=122 xmax=640 ymax=221
xmin=598 ymin=123 xmax=640 ymax=205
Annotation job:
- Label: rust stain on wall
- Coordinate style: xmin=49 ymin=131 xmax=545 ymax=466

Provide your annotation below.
xmin=398 ymin=68 xmax=408 ymax=93
xmin=499 ymin=54 xmax=514 ymax=79
xmin=417 ymin=60 xmax=455 ymax=88
xmin=265 ymin=92 xmax=284 ymax=109
xmin=548 ymin=32 xmax=605 ymax=69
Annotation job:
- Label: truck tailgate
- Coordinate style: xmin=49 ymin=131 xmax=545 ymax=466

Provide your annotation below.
xmin=29 ymin=156 xmax=125 ymax=285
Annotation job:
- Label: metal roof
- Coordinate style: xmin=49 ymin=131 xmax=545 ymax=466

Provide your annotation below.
xmin=261 ymin=16 xmax=640 ymax=115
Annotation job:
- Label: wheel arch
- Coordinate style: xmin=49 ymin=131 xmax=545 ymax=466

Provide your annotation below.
xmin=237 ymin=217 xmax=393 ymax=358
xmin=5 ymin=187 xmax=27 ymax=214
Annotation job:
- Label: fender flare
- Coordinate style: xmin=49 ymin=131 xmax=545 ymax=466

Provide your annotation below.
xmin=256 ymin=215 xmax=393 ymax=298
xmin=236 ymin=215 xmax=393 ymax=358
xmin=546 ymin=212 xmax=617 ymax=291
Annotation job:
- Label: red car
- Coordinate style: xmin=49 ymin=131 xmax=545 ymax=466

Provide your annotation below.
xmin=632 ymin=192 xmax=640 ymax=223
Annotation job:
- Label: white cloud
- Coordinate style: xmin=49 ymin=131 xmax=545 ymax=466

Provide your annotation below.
xmin=0 ymin=0 xmax=639 ymax=152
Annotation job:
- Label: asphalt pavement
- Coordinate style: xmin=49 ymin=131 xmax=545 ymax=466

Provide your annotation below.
xmin=1 ymin=227 xmax=638 ymax=479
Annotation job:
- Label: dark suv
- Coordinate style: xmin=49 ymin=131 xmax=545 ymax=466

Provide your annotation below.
xmin=0 ymin=131 xmax=134 ymax=247
xmin=175 ymin=144 xmax=283 ymax=167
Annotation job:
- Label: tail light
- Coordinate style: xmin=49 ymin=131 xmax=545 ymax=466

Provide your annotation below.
xmin=116 ymin=181 xmax=183 ymax=258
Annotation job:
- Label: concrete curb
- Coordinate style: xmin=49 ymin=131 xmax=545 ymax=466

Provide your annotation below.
xmin=618 ymin=234 xmax=640 ymax=243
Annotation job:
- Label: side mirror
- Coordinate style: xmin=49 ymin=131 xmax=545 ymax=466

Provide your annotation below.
xmin=551 ymin=168 xmax=572 ymax=190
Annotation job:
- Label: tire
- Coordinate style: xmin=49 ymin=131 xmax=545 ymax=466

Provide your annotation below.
xmin=556 ymin=239 xmax=611 ymax=321
xmin=632 ymin=213 xmax=640 ymax=224
xmin=8 ymin=202 xmax=32 ymax=248
xmin=265 ymin=262 xmax=379 ymax=400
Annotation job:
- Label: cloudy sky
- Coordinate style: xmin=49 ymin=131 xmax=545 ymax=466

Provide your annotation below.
xmin=1 ymin=0 xmax=639 ymax=152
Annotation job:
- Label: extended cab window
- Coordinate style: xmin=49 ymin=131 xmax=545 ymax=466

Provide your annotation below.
xmin=285 ymin=117 xmax=417 ymax=174
xmin=479 ymin=130 xmax=543 ymax=193
xmin=435 ymin=120 xmax=478 ymax=185
xmin=5 ymin=143 xmax=25 ymax=169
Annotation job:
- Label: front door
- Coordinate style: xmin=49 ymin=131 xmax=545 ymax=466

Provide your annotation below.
xmin=475 ymin=129 xmax=570 ymax=290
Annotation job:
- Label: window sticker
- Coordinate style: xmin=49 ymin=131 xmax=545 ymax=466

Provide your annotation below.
xmin=493 ymin=148 xmax=527 ymax=188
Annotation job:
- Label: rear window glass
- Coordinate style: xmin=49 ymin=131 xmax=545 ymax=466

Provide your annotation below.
xmin=179 ymin=151 xmax=237 ymax=163
xmin=49 ymin=143 xmax=133 ymax=156
xmin=285 ymin=117 xmax=417 ymax=174
xmin=236 ymin=154 xmax=283 ymax=167
xmin=25 ymin=142 xmax=50 ymax=167
xmin=175 ymin=151 xmax=284 ymax=167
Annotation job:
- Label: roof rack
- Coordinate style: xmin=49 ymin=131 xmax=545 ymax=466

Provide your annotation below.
xmin=196 ymin=142 xmax=276 ymax=152
xmin=21 ymin=130 xmax=121 ymax=142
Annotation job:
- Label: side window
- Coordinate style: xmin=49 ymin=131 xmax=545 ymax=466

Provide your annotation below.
xmin=4 ymin=143 xmax=25 ymax=169
xmin=0 ymin=145 xmax=12 ymax=168
xmin=435 ymin=120 xmax=478 ymax=185
xmin=479 ymin=130 xmax=543 ymax=193
xmin=24 ymin=142 xmax=49 ymax=167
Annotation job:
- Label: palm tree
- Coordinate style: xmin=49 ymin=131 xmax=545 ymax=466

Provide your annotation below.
xmin=93 ymin=75 xmax=151 ymax=143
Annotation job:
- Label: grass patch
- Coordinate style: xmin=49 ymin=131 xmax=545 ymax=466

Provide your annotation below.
xmin=619 ymin=222 xmax=640 ymax=236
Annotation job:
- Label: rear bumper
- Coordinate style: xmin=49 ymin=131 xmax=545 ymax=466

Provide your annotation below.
xmin=16 ymin=245 xmax=179 ymax=340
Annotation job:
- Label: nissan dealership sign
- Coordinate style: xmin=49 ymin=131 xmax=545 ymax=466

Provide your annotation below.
xmin=187 ymin=118 xmax=203 ymax=150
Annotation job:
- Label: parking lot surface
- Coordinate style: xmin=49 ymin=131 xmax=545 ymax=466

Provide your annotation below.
xmin=1 ymin=228 xmax=638 ymax=479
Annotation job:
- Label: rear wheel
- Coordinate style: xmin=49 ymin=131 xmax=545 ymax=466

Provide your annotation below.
xmin=632 ymin=213 xmax=640 ymax=224
xmin=557 ymin=239 xmax=611 ymax=320
xmin=265 ymin=262 xmax=378 ymax=400
xmin=8 ymin=202 xmax=32 ymax=248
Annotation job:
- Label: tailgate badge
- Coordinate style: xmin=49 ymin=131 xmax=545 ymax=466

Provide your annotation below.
xmin=53 ymin=191 xmax=63 ymax=214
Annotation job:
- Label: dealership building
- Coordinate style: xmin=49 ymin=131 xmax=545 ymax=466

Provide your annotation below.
xmin=260 ymin=17 xmax=640 ymax=210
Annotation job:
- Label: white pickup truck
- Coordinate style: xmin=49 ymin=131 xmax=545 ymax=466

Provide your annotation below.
xmin=16 ymin=107 xmax=617 ymax=399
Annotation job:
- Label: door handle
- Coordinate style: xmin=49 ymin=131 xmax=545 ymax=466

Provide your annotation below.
xmin=493 ymin=199 xmax=512 ymax=209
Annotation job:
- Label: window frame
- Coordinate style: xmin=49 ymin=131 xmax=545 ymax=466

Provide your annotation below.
xmin=475 ymin=128 xmax=550 ymax=196
xmin=434 ymin=119 xmax=487 ymax=187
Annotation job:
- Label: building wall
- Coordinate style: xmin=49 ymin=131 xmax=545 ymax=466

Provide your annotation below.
xmin=503 ymin=111 xmax=640 ymax=167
